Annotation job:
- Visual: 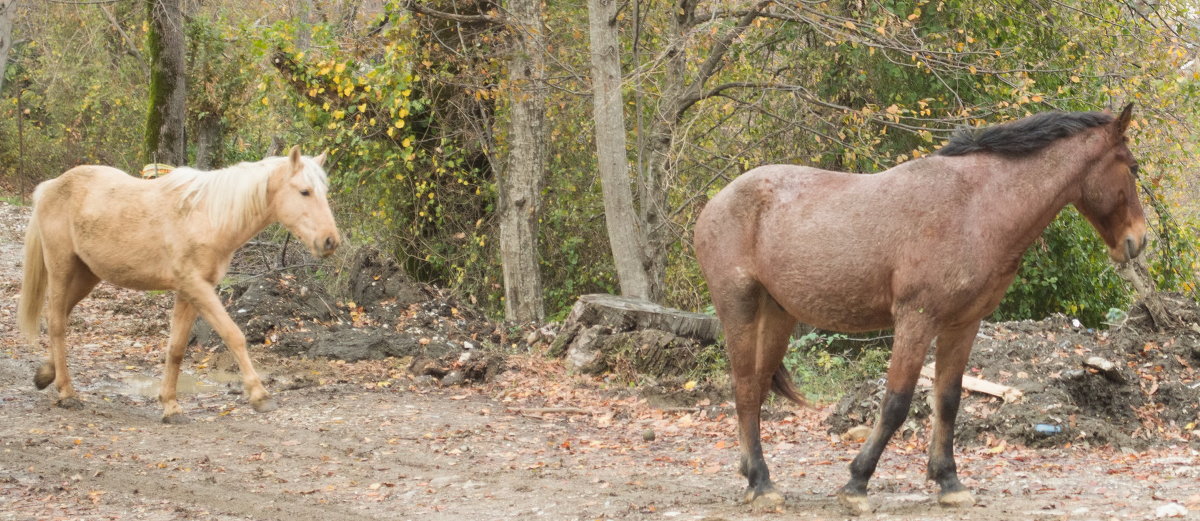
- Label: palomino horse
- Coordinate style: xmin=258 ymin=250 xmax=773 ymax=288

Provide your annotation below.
xmin=18 ymin=146 xmax=341 ymax=423
xmin=694 ymin=104 xmax=1145 ymax=513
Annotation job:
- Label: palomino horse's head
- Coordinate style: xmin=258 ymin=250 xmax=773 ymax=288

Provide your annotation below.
xmin=1075 ymin=103 xmax=1147 ymax=263
xmin=271 ymin=146 xmax=342 ymax=257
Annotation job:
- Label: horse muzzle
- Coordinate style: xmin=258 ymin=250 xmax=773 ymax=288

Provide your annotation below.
xmin=1111 ymin=233 xmax=1147 ymax=263
xmin=313 ymin=234 xmax=341 ymax=258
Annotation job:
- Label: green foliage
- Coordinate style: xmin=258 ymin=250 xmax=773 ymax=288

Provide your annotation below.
xmin=0 ymin=6 xmax=147 ymax=187
xmin=262 ymin=8 xmax=501 ymax=308
xmin=1144 ymin=186 xmax=1200 ymax=297
xmin=783 ymin=332 xmax=892 ymax=403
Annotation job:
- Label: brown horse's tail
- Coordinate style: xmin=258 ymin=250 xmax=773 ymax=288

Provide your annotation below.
xmin=18 ymin=206 xmax=47 ymax=344
xmin=772 ymin=367 xmax=809 ymax=407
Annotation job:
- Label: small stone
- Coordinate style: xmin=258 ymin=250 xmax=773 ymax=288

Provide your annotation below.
xmin=1155 ymin=503 xmax=1188 ymax=518
xmin=843 ymin=424 xmax=872 ymax=443
xmin=440 ymin=370 xmax=465 ymax=386
xmin=642 ymin=429 xmax=656 ymax=442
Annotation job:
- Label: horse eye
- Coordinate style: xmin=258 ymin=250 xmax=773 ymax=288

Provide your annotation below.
xmin=1129 ymin=163 xmax=1140 ymax=178
xmin=300 ymin=189 xmax=311 ymax=197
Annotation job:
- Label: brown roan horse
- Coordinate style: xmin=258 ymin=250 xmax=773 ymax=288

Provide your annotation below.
xmin=694 ymin=104 xmax=1145 ymax=514
xmin=18 ymin=146 xmax=341 ymax=423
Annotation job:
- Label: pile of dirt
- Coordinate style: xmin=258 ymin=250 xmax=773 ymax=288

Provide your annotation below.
xmin=192 ymin=247 xmax=505 ymax=385
xmin=829 ymin=293 xmax=1200 ymax=449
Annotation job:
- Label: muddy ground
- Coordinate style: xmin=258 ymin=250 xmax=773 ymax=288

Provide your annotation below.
xmin=2 ymin=200 xmax=1199 ymax=521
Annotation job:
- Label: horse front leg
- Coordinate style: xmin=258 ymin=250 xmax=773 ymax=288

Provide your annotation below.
xmin=837 ymin=318 xmax=935 ymax=514
xmin=160 ymin=296 xmax=198 ymax=424
xmin=926 ymin=321 xmax=982 ymax=507
xmin=182 ymin=283 xmax=275 ymax=413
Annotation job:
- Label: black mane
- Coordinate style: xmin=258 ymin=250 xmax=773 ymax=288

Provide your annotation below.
xmin=935 ymin=111 xmax=1114 ymax=157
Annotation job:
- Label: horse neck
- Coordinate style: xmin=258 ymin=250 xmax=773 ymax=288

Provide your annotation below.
xmin=174 ymin=161 xmax=281 ymax=256
xmin=972 ymin=130 xmax=1108 ymax=258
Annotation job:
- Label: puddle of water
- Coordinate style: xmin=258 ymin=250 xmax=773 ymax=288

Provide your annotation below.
xmin=88 ymin=370 xmax=242 ymax=399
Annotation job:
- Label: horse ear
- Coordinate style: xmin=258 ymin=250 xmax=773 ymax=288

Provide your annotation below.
xmin=288 ymin=145 xmax=302 ymax=170
xmin=314 ymin=150 xmax=327 ymax=167
xmin=1116 ymin=102 xmax=1133 ymax=135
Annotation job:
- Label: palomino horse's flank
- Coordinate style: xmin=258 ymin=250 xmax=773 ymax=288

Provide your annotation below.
xmin=695 ymin=104 xmax=1145 ymax=514
xmin=17 ymin=146 xmax=341 ymax=422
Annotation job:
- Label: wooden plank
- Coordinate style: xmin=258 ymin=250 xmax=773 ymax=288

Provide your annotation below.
xmin=919 ymin=364 xmax=1023 ymax=402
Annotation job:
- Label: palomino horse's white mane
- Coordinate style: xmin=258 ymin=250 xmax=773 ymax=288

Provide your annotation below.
xmin=159 ymin=156 xmax=329 ymax=233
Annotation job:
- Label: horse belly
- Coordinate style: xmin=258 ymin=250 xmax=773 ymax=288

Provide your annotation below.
xmin=70 ymin=206 xmax=176 ymax=291
xmin=771 ymin=281 xmax=893 ymax=332
xmin=757 ymin=250 xmax=896 ymax=333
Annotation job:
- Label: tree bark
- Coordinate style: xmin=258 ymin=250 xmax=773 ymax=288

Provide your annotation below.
xmin=193 ymin=111 xmax=223 ymax=170
xmin=0 ymin=0 xmax=16 ymax=96
xmin=635 ymin=1 xmax=771 ymax=303
xmin=144 ymin=0 xmax=187 ymax=165
xmin=587 ymin=0 xmax=654 ymax=300
xmin=496 ymin=0 xmax=547 ymax=323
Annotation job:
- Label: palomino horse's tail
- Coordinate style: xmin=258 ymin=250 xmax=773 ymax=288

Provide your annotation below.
xmin=17 ymin=204 xmax=47 ymax=344
xmin=772 ymin=367 xmax=808 ymax=406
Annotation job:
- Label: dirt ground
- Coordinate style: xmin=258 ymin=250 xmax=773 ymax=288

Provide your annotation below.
xmin=2 ymin=200 xmax=1199 ymax=521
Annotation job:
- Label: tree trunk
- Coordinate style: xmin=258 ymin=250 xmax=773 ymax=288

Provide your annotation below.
xmin=193 ymin=111 xmax=223 ymax=170
xmin=635 ymin=1 xmax=695 ymax=303
xmin=144 ymin=0 xmax=187 ymax=166
xmin=0 ymin=0 xmax=16 ymax=96
xmin=497 ymin=0 xmax=547 ymax=323
xmin=587 ymin=0 xmax=654 ymax=300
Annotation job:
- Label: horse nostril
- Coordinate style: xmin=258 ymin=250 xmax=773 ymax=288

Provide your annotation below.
xmin=324 ymin=237 xmax=336 ymax=251
xmin=1124 ymin=237 xmax=1137 ymax=260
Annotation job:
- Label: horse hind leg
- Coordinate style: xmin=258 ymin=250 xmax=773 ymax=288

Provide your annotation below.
xmin=159 ymin=296 xmax=198 ymax=424
xmin=40 ymin=259 xmax=99 ymax=409
xmin=720 ymin=286 xmax=797 ymax=510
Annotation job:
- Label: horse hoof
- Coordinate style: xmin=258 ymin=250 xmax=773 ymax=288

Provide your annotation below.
xmin=743 ymin=488 xmax=785 ymax=511
xmin=836 ymin=490 xmax=874 ymax=515
xmin=251 ymin=397 xmax=277 ymax=413
xmin=55 ymin=397 xmax=84 ymax=410
xmin=161 ymin=413 xmax=191 ymax=425
xmin=34 ymin=363 xmax=55 ymax=390
xmin=938 ymin=489 xmax=975 ymax=508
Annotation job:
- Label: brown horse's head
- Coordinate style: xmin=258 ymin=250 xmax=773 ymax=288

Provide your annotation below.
xmin=1075 ymin=103 xmax=1147 ymax=263
xmin=271 ymin=146 xmax=342 ymax=258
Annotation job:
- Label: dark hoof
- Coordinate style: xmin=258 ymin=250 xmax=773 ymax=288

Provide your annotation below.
xmin=162 ymin=413 xmax=191 ymax=425
xmin=251 ymin=397 xmax=277 ymax=413
xmin=55 ymin=397 xmax=84 ymax=410
xmin=836 ymin=488 xmax=873 ymax=515
xmin=34 ymin=363 xmax=54 ymax=390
